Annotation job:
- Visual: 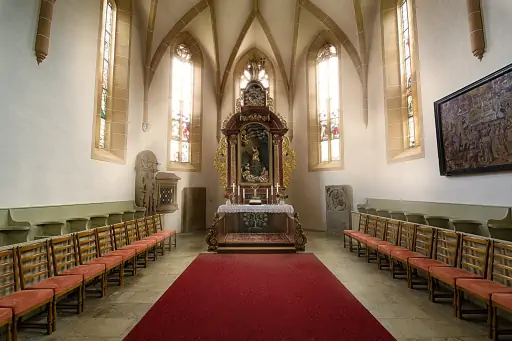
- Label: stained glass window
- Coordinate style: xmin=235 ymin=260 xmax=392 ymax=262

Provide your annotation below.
xmin=316 ymin=44 xmax=340 ymax=162
xmin=399 ymin=0 xmax=416 ymax=148
xmin=170 ymin=44 xmax=193 ymax=163
xmin=99 ymin=0 xmax=115 ymax=149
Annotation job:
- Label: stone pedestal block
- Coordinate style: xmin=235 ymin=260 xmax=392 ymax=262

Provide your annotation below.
xmin=325 ymin=185 xmax=352 ymax=235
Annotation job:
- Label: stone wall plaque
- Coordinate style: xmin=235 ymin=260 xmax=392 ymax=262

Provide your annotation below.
xmin=325 ymin=185 xmax=352 ymax=235
xmin=135 ymin=150 xmax=159 ymax=216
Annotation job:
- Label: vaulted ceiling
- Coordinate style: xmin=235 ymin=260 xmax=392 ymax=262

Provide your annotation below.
xmin=135 ymin=0 xmax=380 ymax=130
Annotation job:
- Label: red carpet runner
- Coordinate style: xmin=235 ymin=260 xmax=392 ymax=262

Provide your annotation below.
xmin=124 ymin=253 xmax=396 ymax=341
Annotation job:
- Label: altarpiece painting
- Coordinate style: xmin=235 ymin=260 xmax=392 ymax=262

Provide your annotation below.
xmin=435 ymin=63 xmax=512 ymax=175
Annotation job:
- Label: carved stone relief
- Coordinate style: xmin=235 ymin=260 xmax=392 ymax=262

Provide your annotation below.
xmin=135 ymin=150 xmax=160 ymax=216
xmin=325 ymin=185 xmax=353 ymax=235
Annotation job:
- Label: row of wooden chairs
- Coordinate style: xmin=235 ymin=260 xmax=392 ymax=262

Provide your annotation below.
xmin=0 ymin=214 xmax=176 ymax=341
xmin=344 ymin=212 xmax=512 ymax=341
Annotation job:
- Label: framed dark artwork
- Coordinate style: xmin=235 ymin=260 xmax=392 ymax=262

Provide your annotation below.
xmin=238 ymin=123 xmax=272 ymax=185
xmin=434 ymin=63 xmax=512 ymax=176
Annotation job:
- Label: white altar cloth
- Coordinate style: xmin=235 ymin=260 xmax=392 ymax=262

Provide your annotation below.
xmin=217 ymin=204 xmax=294 ymax=214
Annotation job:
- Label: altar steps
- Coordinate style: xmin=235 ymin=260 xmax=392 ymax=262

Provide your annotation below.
xmin=217 ymin=245 xmax=296 ymax=254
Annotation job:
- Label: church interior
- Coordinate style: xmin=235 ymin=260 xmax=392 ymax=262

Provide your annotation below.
xmin=1 ymin=0 xmax=512 ymax=340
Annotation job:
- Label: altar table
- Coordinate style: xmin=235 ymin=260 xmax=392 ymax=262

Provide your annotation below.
xmin=217 ymin=204 xmax=294 ymax=214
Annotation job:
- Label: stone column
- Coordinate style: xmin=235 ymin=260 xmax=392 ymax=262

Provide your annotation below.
xmin=466 ymin=0 xmax=485 ymax=60
xmin=35 ymin=0 xmax=56 ymax=64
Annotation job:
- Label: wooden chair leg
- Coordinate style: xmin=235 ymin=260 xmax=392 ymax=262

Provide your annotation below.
xmin=407 ymin=265 xmax=413 ymax=289
xmin=390 ymin=259 xmax=395 ymax=279
xmin=119 ymin=264 xmax=125 ymax=286
xmin=52 ymin=297 xmax=57 ymax=332
xmin=12 ymin=317 xmax=18 ymax=341
xmin=132 ymin=258 xmax=137 ymax=276
xmin=455 ymin=288 xmax=462 ymax=318
xmin=428 ymin=275 xmax=435 ymax=302
xmin=6 ymin=318 xmax=12 ymax=341
xmin=487 ymin=303 xmax=492 ymax=339
xmin=377 ymin=252 xmax=382 ymax=270
xmin=492 ymin=306 xmax=498 ymax=341
xmin=47 ymin=300 xmax=53 ymax=334
xmin=77 ymin=286 xmax=83 ymax=314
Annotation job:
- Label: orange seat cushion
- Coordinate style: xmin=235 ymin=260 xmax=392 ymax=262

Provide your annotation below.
xmin=457 ymin=279 xmax=512 ymax=300
xmin=344 ymin=230 xmax=363 ymax=236
xmin=157 ymin=230 xmax=176 ymax=236
xmin=103 ymin=249 xmax=136 ymax=260
xmin=133 ymin=239 xmax=158 ymax=247
xmin=28 ymin=275 xmax=83 ymax=296
xmin=429 ymin=267 xmax=482 ymax=286
xmin=0 ymin=289 xmax=53 ymax=315
xmin=366 ymin=239 xmax=390 ymax=249
xmin=492 ymin=293 xmax=512 ymax=310
xmin=408 ymin=258 xmax=450 ymax=272
xmin=354 ymin=234 xmax=375 ymax=243
xmin=391 ymin=250 xmax=427 ymax=262
xmin=145 ymin=235 xmax=166 ymax=243
xmin=378 ymin=244 xmax=406 ymax=255
xmin=87 ymin=255 xmax=123 ymax=269
xmin=0 ymin=308 xmax=12 ymax=324
xmin=122 ymin=243 xmax=148 ymax=253
xmin=60 ymin=264 xmax=105 ymax=281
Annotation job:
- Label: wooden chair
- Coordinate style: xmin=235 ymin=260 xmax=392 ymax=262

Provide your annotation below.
xmin=145 ymin=216 xmax=166 ymax=256
xmin=376 ymin=219 xmax=401 ymax=270
xmin=390 ymin=225 xmax=435 ymax=286
xmin=76 ymin=230 xmax=123 ymax=288
xmin=133 ymin=218 xmax=159 ymax=261
xmin=18 ymin=240 xmax=83 ymax=332
xmin=365 ymin=217 xmax=389 ymax=263
xmin=155 ymin=214 xmax=176 ymax=250
xmin=408 ymin=229 xmax=458 ymax=291
xmin=126 ymin=219 xmax=158 ymax=262
xmin=454 ymin=241 xmax=512 ymax=339
xmin=343 ymin=213 xmax=367 ymax=252
xmin=429 ymin=234 xmax=490 ymax=314
xmin=0 ymin=248 xmax=52 ymax=340
xmin=95 ymin=226 xmax=137 ymax=282
xmin=50 ymin=235 xmax=106 ymax=310
xmin=387 ymin=222 xmax=416 ymax=279
xmin=112 ymin=222 xmax=148 ymax=269
xmin=353 ymin=214 xmax=378 ymax=257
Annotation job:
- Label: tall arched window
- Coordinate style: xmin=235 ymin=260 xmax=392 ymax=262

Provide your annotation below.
xmin=316 ymin=44 xmax=340 ymax=163
xmin=381 ymin=0 xmax=423 ymax=163
xmin=91 ymin=0 xmax=132 ymax=164
xmin=99 ymin=0 xmax=115 ymax=149
xmin=170 ymin=44 xmax=193 ymax=164
xmin=306 ymin=32 xmax=343 ymax=171
xmin=167 ymin=34 xmax=203 ymax=172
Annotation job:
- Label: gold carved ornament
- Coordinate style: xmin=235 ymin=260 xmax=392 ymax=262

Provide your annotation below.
xmin=213 ymin=136 xmax=228 ymax=188
xmin=206 ymin=212 xmax=221 ymax=252
xmin=293 ymin=213 xmax=307 ymax=251
xmin=240 ymin=114 xmax=270 ymax=122
xmin=282 ymin=136 xmax=296 ymax=188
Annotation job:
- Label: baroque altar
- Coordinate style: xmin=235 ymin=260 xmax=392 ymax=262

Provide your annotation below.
xmin=210 ymin=60 xmax=305 ymax=252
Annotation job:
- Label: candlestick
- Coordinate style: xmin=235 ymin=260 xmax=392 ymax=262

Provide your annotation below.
xmin=266 ymin=188 xmax=269 ymax=202
xmin=232 ymin=183 xmax=235 ymax=194
xmin=271 ymin=185 xmax=273 ymax=196
xmin=237 ymin=186 xmax=240 ymax=196
xmin=276 ymin=183 xmax=279 ymax=193
xmin=242 ymin=189 xmax=245 ymax=202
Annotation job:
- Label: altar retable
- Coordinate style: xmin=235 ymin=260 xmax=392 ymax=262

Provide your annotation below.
xmin=209 ymin=56 xmax=305 ymax=253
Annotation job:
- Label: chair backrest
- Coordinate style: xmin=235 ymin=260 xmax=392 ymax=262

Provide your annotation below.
xmin=155 ymin=214 xmax=164 ymax=232
xmin=136 ymin=218 xmax=149 ymax=240
xmin=366 ymin=215 xmax=378 ymax=237
xmin=50 ymin=235 xmax=78 ymax=276
xmin=489 ymin=241 xmax=512 ymax=286
xmin=17 ymin=240 xmax=51 ymax=289
xmin=412 ymin=225 xmax=435 ymax=257
xmin=111 ymin=222 xmax=129 ymax=249
xmin=0 ymin=248 xmax=19 ymax=296
xmin=126 ymin=220 xmax=139 ymax=244
xmin=383 ymin=219 xmax=400 ymax=245
xmin=95 ymin=226 xmax=116 ymax=256
xmin=458 ymin=234 xmax=490 ymax=277
xmin=357 ymin=213 xmax=368 ymax=232
xmin=433 ymin=229 xmax=459 ymax=266
xmin=75 ymin=230 xmax=100 ymax=264
xmin=375 ymin=218 xmax=387 ymax=240
xmin=398 ymin=222 xmax=415 ymax=249
xmin=146 ymin=215 xmax=157 ymax=235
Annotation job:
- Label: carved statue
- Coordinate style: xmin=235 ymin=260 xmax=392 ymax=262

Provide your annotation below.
xmin=135 ymin=150 xmax=159 ymax=216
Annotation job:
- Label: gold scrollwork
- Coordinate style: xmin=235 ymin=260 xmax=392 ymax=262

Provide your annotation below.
xmin=267 ymin=96 xmax=275 ymax=112
xmin=293 ymin=213 xmax=307 ymax=251
xmin=213 ymin=136 xmax=228 ymax=189
xmin=206 ymin=212 xmax=220 ymax=252
xmin=222 ymin=113 xmax=234 ymax=129
xmin=240 ymin=114 xmax=270 ymax=122
xmin=235 ymin=98 xmax=242 ymax=113
xmin=276 ymin=112 xmax=288 ymax=129
xmin=282 ymin=136 xmax=296 ymax=188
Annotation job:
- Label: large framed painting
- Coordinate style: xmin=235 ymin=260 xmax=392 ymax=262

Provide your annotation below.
xmin=238 ymin=123 xmax=273 ymax=186
xmin=434 ymin=63 xmax=512 ymax=176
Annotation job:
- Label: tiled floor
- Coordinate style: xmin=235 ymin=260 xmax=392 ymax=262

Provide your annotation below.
xmin=18 ymin=232 xmax=489 ymax=341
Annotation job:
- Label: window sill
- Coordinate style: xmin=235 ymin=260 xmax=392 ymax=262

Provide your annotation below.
xmin=91 ymin=147 xmax=125 ymax=164
xmin=167 ymin=162 xmax=200 ymax=172
xmin=388 ymin=145 xmax=424 ymax=164
xmin=309 ymin=161 xmax=343 ymax=172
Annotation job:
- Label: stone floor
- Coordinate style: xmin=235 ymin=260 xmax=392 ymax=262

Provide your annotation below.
xmin=17 ymin=231 xmax=491 ymax=341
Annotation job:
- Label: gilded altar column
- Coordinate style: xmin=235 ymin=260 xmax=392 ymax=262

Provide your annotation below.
xmin=466 ymin=0 xmax=485 ymax=60
xmin=229 ymin=135 xmax=237 ymax=187
xmin=272 ymin=135 xmax=283 ymax=187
